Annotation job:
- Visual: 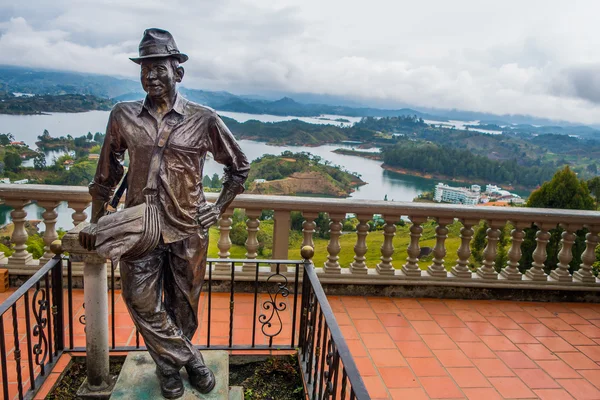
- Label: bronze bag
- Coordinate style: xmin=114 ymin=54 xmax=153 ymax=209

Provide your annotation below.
xmin=95 ymin=123 xmax=175 ymax=263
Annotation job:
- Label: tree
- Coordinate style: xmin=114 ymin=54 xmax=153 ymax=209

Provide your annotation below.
xmin=86 ymin=132 xmax=93 ymax=141
xmin=0 ymin=133 xmax=14 ymax=146
xmin=202 ymin=175 xmax=212 ymax=188
xmin=527 ymin=166 xmax=595 ymax=210
xmin=211 ymin=173 xmax=221 ymax=188
xmin=587 ymin=163 xmax=598 ymax=175
xmin=4 ymin=152 xmax=21 ymax=172
xmin=33 ymin=152 xmax=46 ymax=170
xmin=587 ymin=177 xmax=600 ymax=209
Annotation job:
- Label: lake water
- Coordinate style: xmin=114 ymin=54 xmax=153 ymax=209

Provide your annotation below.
xmin=0 ymin=111 xmax=508 ymax=230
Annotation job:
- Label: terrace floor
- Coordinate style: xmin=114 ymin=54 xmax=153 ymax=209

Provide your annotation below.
xmin=2 ymin=289 xmax=600 ymax=400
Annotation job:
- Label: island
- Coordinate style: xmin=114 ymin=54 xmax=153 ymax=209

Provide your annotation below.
xmin=246 ymin=151 xmax=366 ymax=197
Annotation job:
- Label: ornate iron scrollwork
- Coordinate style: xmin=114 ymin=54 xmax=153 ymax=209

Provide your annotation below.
xmin=258 ymin=272 xmax=289 ymax=339
xmin=79 ymin=303 xmax=86 ymax=326
xmin=323 ymin=337 xmax=337 ymax=397
xmin=32 ymin=286 xmax=49 ymax=367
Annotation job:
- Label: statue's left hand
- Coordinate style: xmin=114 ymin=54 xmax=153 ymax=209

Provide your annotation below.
xmin=197 ymin=203 xmax=220 ymax=229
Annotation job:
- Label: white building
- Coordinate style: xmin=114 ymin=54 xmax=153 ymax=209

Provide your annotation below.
xmin=486 ymin=184 xmax=501 ymax=194
xmin=433 ymin=183 xmax=480 ymax=205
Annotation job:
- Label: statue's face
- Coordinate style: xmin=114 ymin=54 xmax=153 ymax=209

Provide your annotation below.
xmin=140 ymin=58 xmax=180 ymax=98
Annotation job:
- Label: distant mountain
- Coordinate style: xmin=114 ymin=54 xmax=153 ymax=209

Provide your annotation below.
xmin=0 ymin=65 xmax=139 ymax=98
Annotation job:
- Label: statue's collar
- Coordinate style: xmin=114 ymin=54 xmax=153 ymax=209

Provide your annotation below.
xmin=139 ymin=93 xmax=187 ymax=117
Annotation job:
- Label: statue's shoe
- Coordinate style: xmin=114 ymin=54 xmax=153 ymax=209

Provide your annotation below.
xmin=155 ymin=368 xmax=184 ymax=399
xmin=186 ymin=363 xmax=216 ymax=394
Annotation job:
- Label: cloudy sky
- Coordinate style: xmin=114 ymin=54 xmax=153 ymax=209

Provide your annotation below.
xmin=2 ymin=0 xmax=600 ymax=123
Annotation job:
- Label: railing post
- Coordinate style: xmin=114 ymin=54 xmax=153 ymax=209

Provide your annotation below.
xmin=273 ymin=210 xmax=291 ymax=272
xmin=376 ymin=215 xmax=399 ymax=275
xmin=550 ymin=224 xmax=581 ymax=282
xmin=427 ymin=217 xmax=453 ymax=278
xmin=50 ymin=242 xmax=65 ymax=352
xmin=351 ymin=214 xmax=371 ymax=274
xmin=215 ymin=208 xmax=233 ymax=274
xmin=62 ymin=223 xmax=114 ymax=397
xmin=401 ymin=216 xmax=426 ymax=277
xmin=525 ymin=222 xmax=554 ymax=281
xmin=243 ymin=209 xmax=262 ymax=272
xmin=38 ymin=200 xmax=61 ymax=266
xmin=476 ymin=220 xmax=504 ymax=279
xmin=5 ymin=199 xmax=38 ymax=271
xmin=451 ymin=219 xmax=477 ymax=278
xmin=68 ymin=200 xmax=90 ymax=227
xmin=301 ymin=212 xmax=319 ymax=257
xmin=574 ymin=225 xmax=600 ymax=283
xmin=323 ymin=213 xmax=344 ymax=274
xmin=500 ymin=221 xmax=528 ymax=280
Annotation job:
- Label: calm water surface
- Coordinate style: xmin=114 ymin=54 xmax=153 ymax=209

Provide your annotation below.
xmin=0 ymin=111 xmax=507 ymax=230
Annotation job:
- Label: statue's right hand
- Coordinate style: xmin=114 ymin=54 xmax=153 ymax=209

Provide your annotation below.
xmin=79 ymin=223 xmax=98 ymax=251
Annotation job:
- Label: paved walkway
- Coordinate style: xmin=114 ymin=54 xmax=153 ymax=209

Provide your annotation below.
xmin=2 ymin=289 xmax=600 ymax=399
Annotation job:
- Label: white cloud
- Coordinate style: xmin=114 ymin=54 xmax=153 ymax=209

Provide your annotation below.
xmin=3 ymin=1 xmax=600 ymax=124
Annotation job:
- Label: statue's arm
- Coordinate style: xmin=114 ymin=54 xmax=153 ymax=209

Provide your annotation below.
xmin=79 ymin=108 xmax=127 ymax=249
xmin=197 ymin=114 xmax=250 ymax=228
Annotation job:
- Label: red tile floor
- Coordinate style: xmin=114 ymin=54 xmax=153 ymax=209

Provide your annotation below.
xmin=2 ymin=289 xmax=600 ymax=399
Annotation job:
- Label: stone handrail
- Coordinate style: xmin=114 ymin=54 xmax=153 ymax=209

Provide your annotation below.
xmin=1 ymin=183 xmax=599 ymax=290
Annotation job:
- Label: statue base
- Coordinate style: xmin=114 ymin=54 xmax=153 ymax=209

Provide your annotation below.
xmin=110 ymin=351 xmax=237 ymax=399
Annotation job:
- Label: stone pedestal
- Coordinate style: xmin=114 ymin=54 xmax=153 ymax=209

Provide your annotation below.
xmin=63 ymin=222 xmax=115 ymax=399
xmin=111 ymin=351 xmax=231 ymax=399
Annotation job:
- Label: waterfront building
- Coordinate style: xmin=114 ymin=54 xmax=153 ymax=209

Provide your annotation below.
xmin=433 ymin=183 xmax=480 ymax=205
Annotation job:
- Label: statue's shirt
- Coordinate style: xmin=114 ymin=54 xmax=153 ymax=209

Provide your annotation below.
xmin=90 ymin=94 xmax=250 ymax=243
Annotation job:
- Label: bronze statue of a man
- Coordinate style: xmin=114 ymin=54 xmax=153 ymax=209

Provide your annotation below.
xmin=79 ymin=28 xmax=250 ymax=399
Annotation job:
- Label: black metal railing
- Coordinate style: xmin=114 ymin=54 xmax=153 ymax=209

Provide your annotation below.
xmin=0 ymin=255 xmax=64 ymax=400
xmin=2 ymin=256 xmax=369 ymax=400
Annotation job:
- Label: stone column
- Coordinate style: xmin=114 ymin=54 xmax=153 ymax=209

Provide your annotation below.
xmin=242 ymin=209 xmax=262 ymax=272
xmin=574 ymin=226 xmax=600 ymax=283
xmin=324 ymin=213 xmax=344 ymax=274
xmin=5 ymin=199 xmax=38 ymax=271
xmin=451 ymin=219 xmax=477 ymax=278
xmin=38 ymin=200 xmax=60 ymax=266
xmin=550 ymin=224 xmax=580 ymax=282
xmin=214 ymin=209 xmax=233 ymax=274
xmin=500 ymin=222 xmax=528 ymax=280
xmin=350 ymin=214 xmax=371 ymax=274
xmin=476 ymin=220 xmax=504 ymax=280
xmin=427 ymin=218 xmax=453 ymax=278
xmin=63 ymin=223 xmax=114 ymax=398
xmin=401 ymin=216 xmax=426 ymax=277
xmin=525 ymin=222 xmax=553 ymax=281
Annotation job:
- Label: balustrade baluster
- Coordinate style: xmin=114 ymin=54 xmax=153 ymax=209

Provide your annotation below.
xmin=427 ymin=218 xmax=453 ymax=278
xmin=5 ymin=199 xmax=38 ymax=270
xmin=324 ymin=213 xmax=344 ymax=274
xmin=574 ymin=226 xmax=600 ymax=283
xmin=351 ymin=214 xmax=371 ymax=274
xmin=214 ymin=208 xmax=233 ymax=274
xmin=243 ymin=209 xmax=262 ymax=272
xmin=525 ymin=222 xmax=553 ymax=281
xmin=451 ymin=219 xmax=477 ymax=278
xmin=301 ymin=212 xmax=319 ymax=254
xmin=476 ymin=220 xmax=503 ymax=279
xmin=401 ymin=216 xmax=426 ymax=277
xmin=376 ymin=215 xmax=399 ymax=275
xmin=500 ymin=222 xmax=528 ymax=280
xmin=67 ymin=200 xmax=90 ymax=227
xmin=38 ymin=200 xmax=60 ymax=265
xmin=550 ymin=224 xmax=581 ymax=282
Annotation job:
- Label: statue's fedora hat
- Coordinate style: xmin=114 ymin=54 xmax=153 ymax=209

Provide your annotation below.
xmin=130 ymin=28 xmax=188 ymax=64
